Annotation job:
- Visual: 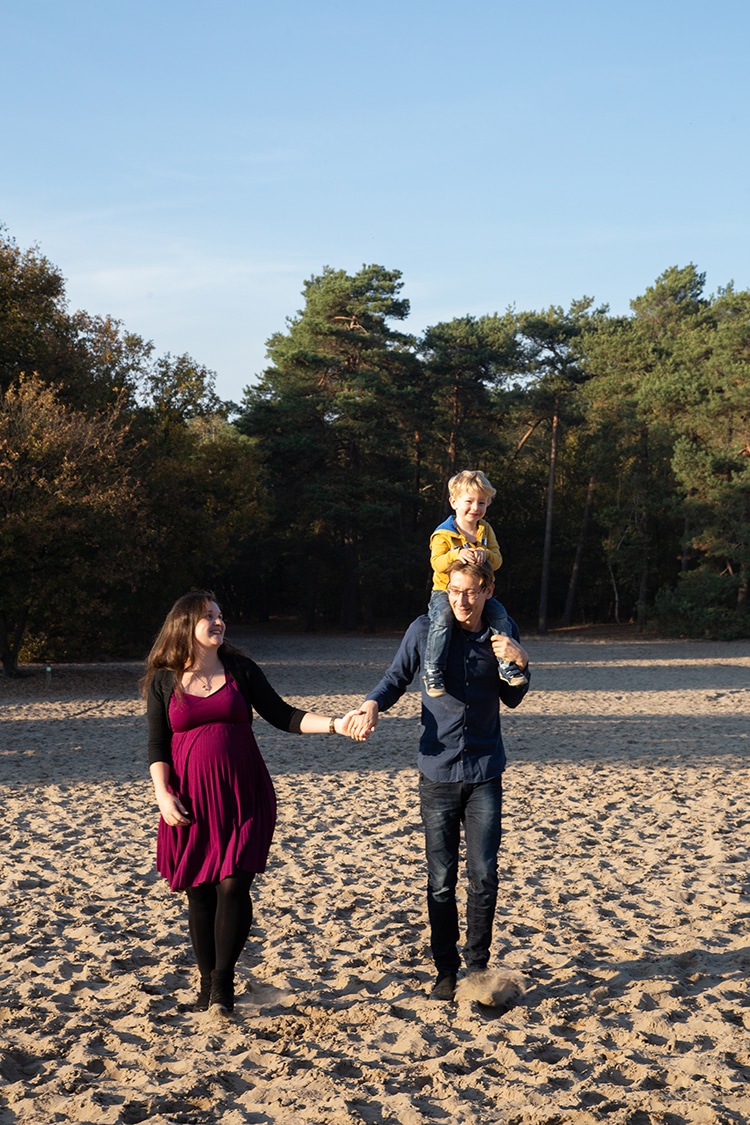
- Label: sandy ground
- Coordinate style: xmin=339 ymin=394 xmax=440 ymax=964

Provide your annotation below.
xmin=1 ymin=629 xmax=749 ymax=1125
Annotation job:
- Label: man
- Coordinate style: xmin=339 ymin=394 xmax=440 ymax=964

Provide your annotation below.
xmin=351 ymin=559 xmax=530 ymax=1001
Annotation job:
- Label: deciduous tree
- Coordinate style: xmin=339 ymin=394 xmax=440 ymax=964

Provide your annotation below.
xmin=0 ymin=376 xmax=147 ymax=672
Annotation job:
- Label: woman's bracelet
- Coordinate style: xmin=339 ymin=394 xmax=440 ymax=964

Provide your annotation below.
xmin=329 ymin=717 xmax=336 ymax=734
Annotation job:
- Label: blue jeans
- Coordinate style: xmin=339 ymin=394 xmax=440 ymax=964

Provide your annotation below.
xmin=419 ymin=774 xmax=503 ymax=974
xmin=425 ymin=590 xmax=511 ymax=670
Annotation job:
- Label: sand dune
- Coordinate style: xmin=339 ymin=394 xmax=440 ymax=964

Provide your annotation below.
xmin=1 ymin=631 xmax=748 ymax=1124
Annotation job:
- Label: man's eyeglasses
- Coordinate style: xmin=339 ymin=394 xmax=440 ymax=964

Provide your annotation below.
xmin=447 ymin=586 xmax=485 ymax=601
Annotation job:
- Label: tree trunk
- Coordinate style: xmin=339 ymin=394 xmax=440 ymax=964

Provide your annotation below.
xmin=412 ymin=430 xmax=422 ymax=532
xmin=635 ymin=425 xmax=651 ymax=633
xmin=512 ymin=418 xmax=544 ymax=458
xmin=537 ymin=398 xmax=560 ymax=634
xmin=441 ymin=372 xmax=462 ymax=508
xmin=636 ymin=549 xmax=650 ymax=632
xmin=680 ymin=514 xmax=691 ymax=572
xmin=0 ymin=609 xmax=28 ymax=676
xmin=562 ymin=475 xmax=595 ymax=627
xmin=339 ymin=534 xmax=359 ymax=630
xmin=738 ymin=498 xmax=748 ymax=608
xmin=607 ymin=562 xmax=620 ymax=624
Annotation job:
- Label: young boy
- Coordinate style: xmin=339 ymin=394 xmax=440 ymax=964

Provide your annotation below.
xmin=424 ymin=469 xmax=528 ymax=697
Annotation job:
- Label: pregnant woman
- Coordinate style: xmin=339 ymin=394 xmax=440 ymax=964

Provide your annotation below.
xmin=143 ymin=590 xmax=362 ymax=1014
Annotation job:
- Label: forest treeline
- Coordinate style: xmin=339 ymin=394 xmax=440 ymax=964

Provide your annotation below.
xmin=1 ymin=228 xmax=748 ymax=672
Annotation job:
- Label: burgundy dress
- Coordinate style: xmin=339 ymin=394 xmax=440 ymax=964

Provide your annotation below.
xmin=155 ymin=677 xmax=277 ymax=891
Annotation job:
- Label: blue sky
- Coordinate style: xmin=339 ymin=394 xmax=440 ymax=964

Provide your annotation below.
xmin=3 ymin=0 xmax=749 ymax=403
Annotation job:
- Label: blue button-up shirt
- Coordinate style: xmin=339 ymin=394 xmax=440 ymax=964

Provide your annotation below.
xmin=365 ymin=614 xmax=529 ymax=783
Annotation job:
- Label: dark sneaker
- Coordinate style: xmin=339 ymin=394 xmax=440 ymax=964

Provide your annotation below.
xmin=498 ymin=661 xmax=528 ymax=688
xmin=429 ymin=972 xmax=457 ymax=1001
xmin=423 ymin=669 xmax=446 ymax=698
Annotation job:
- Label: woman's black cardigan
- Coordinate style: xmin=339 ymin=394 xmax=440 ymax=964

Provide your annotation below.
xmin=147 ymin=649 xmax=307 ymax=766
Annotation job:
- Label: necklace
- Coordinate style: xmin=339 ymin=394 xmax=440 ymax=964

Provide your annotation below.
xmin=188 ymin=664 xmax=222 ymax=694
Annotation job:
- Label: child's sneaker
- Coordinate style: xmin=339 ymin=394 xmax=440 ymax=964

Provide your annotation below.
xmin=498 ymin=661 xmax=528 ymax=688
xmin=423 ymin=669 xmax=446 ymax=697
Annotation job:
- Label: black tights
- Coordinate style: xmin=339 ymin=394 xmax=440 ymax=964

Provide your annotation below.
xmin=185 ymin=872 xmax=255 ymax=978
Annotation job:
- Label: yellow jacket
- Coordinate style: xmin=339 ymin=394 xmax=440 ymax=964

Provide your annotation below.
xmin=429 ymin=515 xmax=503 ymax=591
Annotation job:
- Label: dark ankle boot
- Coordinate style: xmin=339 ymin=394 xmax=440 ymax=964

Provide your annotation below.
xmin=195 ymin=973 xmax=212 ymax=1011
xmin=209 ymin=969 xmax=234 ymax=1013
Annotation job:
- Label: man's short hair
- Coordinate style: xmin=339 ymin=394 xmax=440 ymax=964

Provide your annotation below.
xmin=446 ymin=559 xmax=495 ymax=588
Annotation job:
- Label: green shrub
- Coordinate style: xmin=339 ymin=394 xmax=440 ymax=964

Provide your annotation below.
xmin=651 ymin=569 xmax=750 ymax=640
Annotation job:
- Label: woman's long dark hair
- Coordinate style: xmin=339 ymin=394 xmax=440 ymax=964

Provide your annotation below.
xmin=140 ymin=591 xmax=246 ymax=698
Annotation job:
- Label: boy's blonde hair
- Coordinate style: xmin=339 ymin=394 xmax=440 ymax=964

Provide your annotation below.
xmin=448 ymin=470 xmax=496 ymax=502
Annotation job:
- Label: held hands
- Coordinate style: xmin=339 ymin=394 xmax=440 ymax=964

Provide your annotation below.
xmin=338 ymin=709 xmax=372 ymax=741
xmin=341 ymin=701 xmax=379 ymax=742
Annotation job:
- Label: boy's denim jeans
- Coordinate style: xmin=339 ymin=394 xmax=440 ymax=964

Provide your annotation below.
xmin=419 ymin=774 xmax=503 ymax=974
xmin=425 ymin=590 xmax=511 ymax=670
